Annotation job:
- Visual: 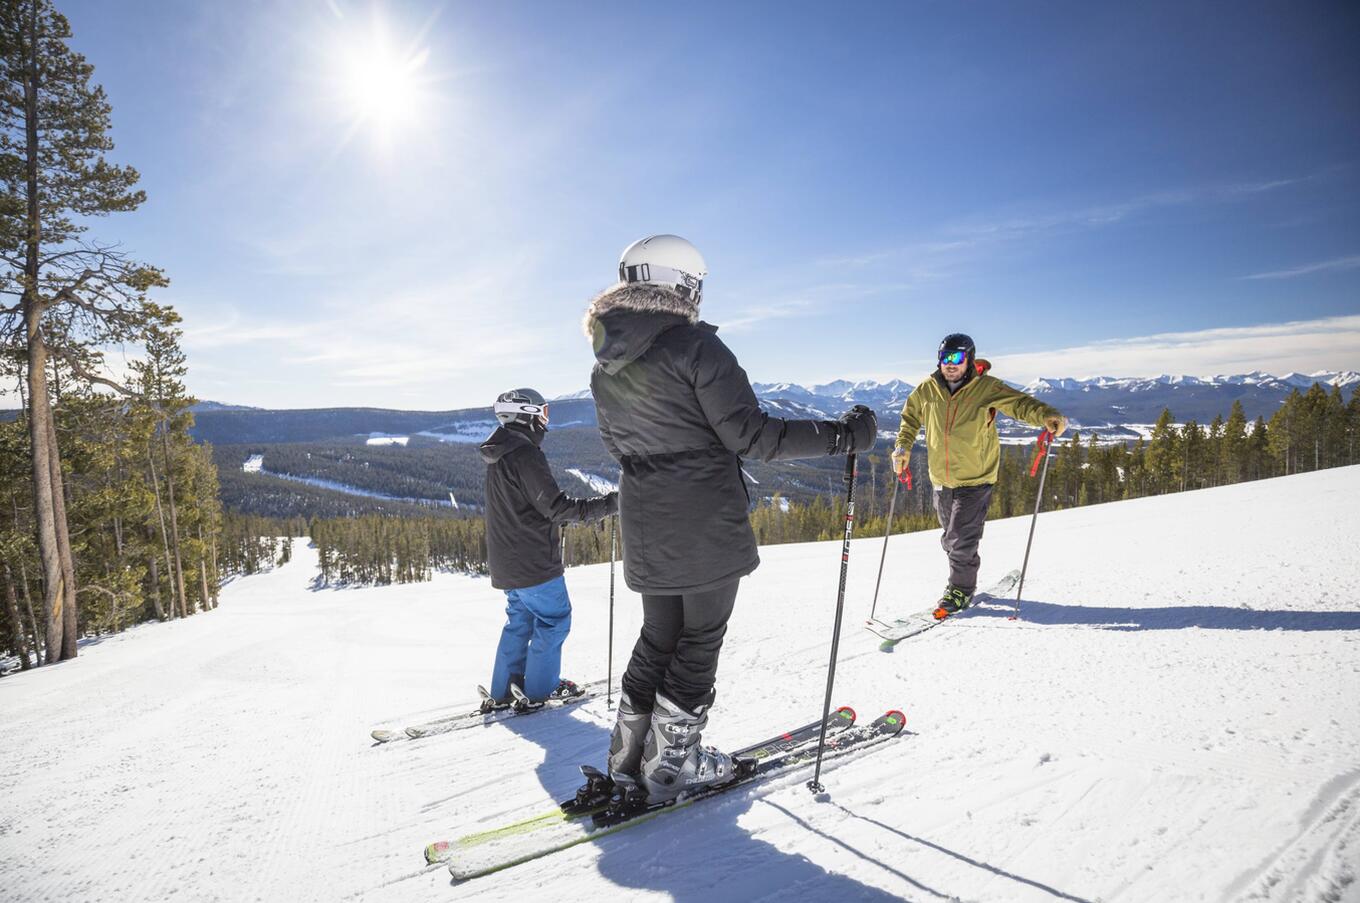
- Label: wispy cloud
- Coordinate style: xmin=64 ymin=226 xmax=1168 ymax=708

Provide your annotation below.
xmin=719 ymin=282 xmax=915 ymax=333
xmin=989 ymin=314 xmax=1360 ymax=384
xmin=183 ymin=315 xmax=313 ymax=349
xmin=818 ymin=175 xmax=1313 ymax=274
xmin=1243 ymin=255 xmax=1360 ymax=281
xmin=950 ymin=176 xmax=1307 ymax=241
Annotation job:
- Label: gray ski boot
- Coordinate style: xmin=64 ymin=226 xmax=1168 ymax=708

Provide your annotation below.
xmin=606 ymin=692 xmax=650 ymax=798
xmin=640 ymin=691 xmax=736 ymax=802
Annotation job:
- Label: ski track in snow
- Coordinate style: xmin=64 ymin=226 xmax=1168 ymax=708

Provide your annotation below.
xmin=2 ymin=467 xmax=1359 ymax=901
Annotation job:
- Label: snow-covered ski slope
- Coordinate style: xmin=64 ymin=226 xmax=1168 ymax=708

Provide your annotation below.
xmin=2 ymin=467 xmax=1358 ymax=902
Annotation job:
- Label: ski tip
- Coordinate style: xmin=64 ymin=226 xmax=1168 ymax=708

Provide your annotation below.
xmin=405 ymin=727 xmax=426 ymax=739
xmin=882 ymin=710 xmax=907 ymax=730
xmin=878 ymin=639 xmax=897 ymax=653
xmin=836 ymin=705 xmax=857 ymax=724
xmin=370 ymin=730 xmax=396 ymax=743
xmin=423 ymin=841 xmax=451 ymax=865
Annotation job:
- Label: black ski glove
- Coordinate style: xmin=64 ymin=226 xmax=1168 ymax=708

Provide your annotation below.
xmin=827 ymin=405 xmax=878 ymax=455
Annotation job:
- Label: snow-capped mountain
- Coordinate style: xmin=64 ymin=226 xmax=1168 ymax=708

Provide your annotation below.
xmin=750 ymin=379 xmax=915 ymax=418
xmin=742 ymin=369 xmax=1358 ymax=442
xmin=1019 ymin=370 xmax=1359 ymax=396
xmin=744 ymin=370 xmax=1357 ymax=426
xmin=191 ymin=370 xmax=1355 ymax=455
xmin=1012 ymin=370 xmax=1359 ymax=425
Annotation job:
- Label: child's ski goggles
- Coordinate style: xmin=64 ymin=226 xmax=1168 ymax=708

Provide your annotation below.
xmin=938 ymin=349 xmax=968 ymax=366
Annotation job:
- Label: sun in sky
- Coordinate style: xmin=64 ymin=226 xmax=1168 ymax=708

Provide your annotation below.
xmin=326 ymin=5 xmax=436 ymax=150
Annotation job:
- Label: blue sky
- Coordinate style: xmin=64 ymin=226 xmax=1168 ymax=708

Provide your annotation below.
xmin=41 ymin=0 xmax=1360 ymax=409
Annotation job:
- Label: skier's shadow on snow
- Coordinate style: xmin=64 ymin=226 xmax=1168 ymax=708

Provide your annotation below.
xmin=499 ymin=703 xmax=912 ymax=901
xmin=811 ymin=800 xmax=1093 ymax=903
xmin=967 ymin=599 xmax=1360 ymax=632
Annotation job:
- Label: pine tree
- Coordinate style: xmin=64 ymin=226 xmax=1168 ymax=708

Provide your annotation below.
xmin=1268 ymin=390 xmax=1302 ymax=475
xmin=1181 ymin=421 xmax=1206 ymax=491
xmin=0 ymin=1 xmax=170 ymax=659
xmin=1221 ymin=400 xmax=1248 ymax=485
xmin=1322 ymin=385 xmax=1347 ymax=469
xmin=1348 ymin=387 xmax=1360 ymax=466
xmin=1145 ymin=409 xmax=1180 ymax=494
xmin=1248 ymin=416 xmax=1270 ymax=480
xmin=132 ymin=318 xmax=193 ymax=616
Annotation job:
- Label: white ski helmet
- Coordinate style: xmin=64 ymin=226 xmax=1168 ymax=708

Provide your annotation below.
xmin=618 ymin=234 xmax=707 ymax=304
xmin=493 ymin=387 xmax=548 ymax=429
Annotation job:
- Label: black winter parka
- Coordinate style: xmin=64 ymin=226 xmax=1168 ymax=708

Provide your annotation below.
xmin=480 ymin=424 xmax=616 ymax=590
xmin=586 ymin=284 xmax=842 ymax=594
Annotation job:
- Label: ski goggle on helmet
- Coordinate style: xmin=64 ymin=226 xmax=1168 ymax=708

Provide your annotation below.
xmin=493 ymin=388 xmax=549 ymax=428
xmin=618 ymin=234 xmax=708 ymax=304
xmin=938 ymin=333 xmax=975 ymax=367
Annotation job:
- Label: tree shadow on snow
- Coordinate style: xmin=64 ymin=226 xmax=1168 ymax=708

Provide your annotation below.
xmin=498 ymin=702 xmax=917 ymax=901
xmin=966 ymin=599 xmax=1360 ymax=632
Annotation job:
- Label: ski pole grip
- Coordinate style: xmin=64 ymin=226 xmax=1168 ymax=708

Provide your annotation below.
xmin=898 ymin=464 xmax=912 ymax=490
xmin=1028 ymin=430 xmax=1054 ymax=478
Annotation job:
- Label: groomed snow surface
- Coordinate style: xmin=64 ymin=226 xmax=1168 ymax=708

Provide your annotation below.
xmin=3 ymin=467 xmax=1359 ymax=902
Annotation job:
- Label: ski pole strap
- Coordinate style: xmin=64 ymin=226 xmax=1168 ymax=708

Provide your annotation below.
xmin=1029 ymin=430 xmax=1054 ymax=478
xmin=898 ymin=464 xmax=912 ymax=490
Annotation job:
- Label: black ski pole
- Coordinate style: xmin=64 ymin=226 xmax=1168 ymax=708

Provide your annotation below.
xmin=607 ymin=514 xmax=617 ymax=709
xmin=869 ymin=466 xmax=911 ymax=622
xmin=1014 ymin=429 xmax=1054 ymax=620
xmin=808 ymin=452 xmax=857 ymax=795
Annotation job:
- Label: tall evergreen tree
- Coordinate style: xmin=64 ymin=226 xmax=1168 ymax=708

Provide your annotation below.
xmin=132 ymin=318 xmax=192 ymax=617
xmin=0 ymin=0 xmax=169 ymax=659
xmin=1348 ymin=387 xmax=1360 ymax=466
xmin=1221 ymin=400 xmax=1248 ymax=485
xmin=1145 ymin=408 xmax=1180 ymax=494
xmin=1322 ymin=385 xmax=1347 ymax=470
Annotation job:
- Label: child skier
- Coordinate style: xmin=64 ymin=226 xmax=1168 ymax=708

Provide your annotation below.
xmin=480 ymin=388 xmax=618 ymax=708
xmin=891 ymin=334 xmax=1066 ymax=618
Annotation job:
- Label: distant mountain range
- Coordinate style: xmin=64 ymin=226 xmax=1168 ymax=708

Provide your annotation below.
xmin=187 ymin=369 xmax=1357 ymax=447
xmin=189 ymin=369 xmax=1354 ymax=519
xmin=750 ymin=370 xmax=1359 ymax=434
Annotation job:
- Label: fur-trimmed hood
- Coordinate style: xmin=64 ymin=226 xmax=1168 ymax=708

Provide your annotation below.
xmin=583 ymin=283 xmax=703 ymax=375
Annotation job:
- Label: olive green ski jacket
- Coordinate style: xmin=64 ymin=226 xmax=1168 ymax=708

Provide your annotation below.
xmin=895 ymin=359 xmax=1060 ymax=488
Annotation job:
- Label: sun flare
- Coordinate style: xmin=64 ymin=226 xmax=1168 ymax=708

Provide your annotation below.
xmin=331 ymin=15 xmax=431 ymax=144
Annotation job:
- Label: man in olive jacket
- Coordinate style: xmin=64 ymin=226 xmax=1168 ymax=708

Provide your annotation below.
xmin=891 ymin=334 xmax=1066 ymax=615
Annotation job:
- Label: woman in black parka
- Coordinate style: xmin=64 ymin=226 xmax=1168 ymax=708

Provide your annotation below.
xmin=584 ymin=234 xmax=877 ymax=802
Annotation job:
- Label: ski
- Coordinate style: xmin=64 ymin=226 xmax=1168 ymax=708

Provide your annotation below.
xmin=442 ymin=709 xmax=905 ymax=881
xmin=867 ymin=569 xmax=1020 ymax=650
xmin=369 ymin=679 xmax=608 ymax=743
xmin=423 ymin=705 xmax=857 ymax=864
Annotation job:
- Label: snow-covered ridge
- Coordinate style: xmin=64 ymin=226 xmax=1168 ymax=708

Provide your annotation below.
xmin=566 ymin=469 xmax=618 ymax=494
xmin=1020 ymin=369 xmax=1360 ymax=395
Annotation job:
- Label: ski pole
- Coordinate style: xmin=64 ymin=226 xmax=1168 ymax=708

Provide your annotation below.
xmin=869 ymin=464 xmax=911 ymax=622
xmin=607 ymin=514 xmax=617 ymax=709
xmin=808 ymin=452 xmax=858 ymax=795
xmin=1014 ymin=429 xmax=1054 ymax=619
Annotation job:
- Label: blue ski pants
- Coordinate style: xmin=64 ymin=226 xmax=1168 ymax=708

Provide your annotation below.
xmin=489 ymin=575 xmax=572 ymax=703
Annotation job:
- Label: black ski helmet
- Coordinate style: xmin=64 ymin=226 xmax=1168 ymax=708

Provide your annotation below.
xmin=938 ymin=333 xmax=976 ymax=367
xmin=493 ymin=388 xmax=548 ymax=429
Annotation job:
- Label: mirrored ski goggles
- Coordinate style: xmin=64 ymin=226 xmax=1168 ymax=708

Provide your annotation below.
xmin=938 ymin=349 xmax=969 ymax=366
